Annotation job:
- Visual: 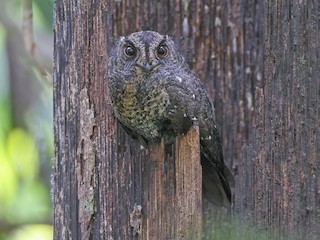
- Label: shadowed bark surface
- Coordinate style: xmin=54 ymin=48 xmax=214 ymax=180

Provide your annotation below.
xmin=234 ymin=2 xmax=320 ymax=239
xmin=53 ymin=0 xmax=319 ymax=239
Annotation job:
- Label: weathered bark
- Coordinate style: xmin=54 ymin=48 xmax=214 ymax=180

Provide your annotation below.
xmin=139 ymin=126 xmax=202 ymax=239
xmin=235 ymin=1 xmax=320 ymax=239
xmin=53 ymin=1 xmax=112 ymax=239
xmin=54 ymin=1 xmax=201 ymax=239
xmin=54 ymin=0 xmax=320 ymax=239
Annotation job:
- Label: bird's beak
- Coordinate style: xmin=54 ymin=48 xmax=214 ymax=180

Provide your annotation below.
xmin=135 ymin=62 xmax=161 ymax=73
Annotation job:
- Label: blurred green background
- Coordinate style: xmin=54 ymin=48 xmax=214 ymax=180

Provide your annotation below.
xmin=0 ymin=0 xmax=53 ymax=239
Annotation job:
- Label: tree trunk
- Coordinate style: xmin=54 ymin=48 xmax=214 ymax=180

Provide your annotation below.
xmin=53 ymin=1 xmax=112 ymax=239
xmin=139 ymin=126 xmax=202 ymax=240
xmin=54 ymin=1 xmax=201 ymax=239
xmin=53 ymin=0 xmax=320 ymax=239
xmin=235 ymin=1 xmax=320 ymax=239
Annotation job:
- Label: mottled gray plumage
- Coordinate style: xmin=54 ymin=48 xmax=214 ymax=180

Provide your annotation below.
xmin=108 ymin=31 xmax=233 ymax=206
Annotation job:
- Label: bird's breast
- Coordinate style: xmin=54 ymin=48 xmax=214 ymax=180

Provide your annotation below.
xmin=114 ymin=81 xmax=170 ymax=139
xmin=115 ymin=82 xmax=138 ymax=117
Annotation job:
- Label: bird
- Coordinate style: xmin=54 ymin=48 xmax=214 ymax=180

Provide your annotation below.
xmin=107 ymin=30 xmax=233 ymax=207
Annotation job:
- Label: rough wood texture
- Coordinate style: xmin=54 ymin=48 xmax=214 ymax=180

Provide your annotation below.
xmin=54 ymin=1 xmax=202 ymax=239
xmin=234 ymin=1 xmax=320 ymax=239
xmin=139 ymin=126 xmax=202 ymax=240
xmin=53 ymin=1 xmax=113 ymax=239
xmin=54 ymin=0 xmax=320 ymax=239
xmin=175 ymin=126 xmax=202 ymax=239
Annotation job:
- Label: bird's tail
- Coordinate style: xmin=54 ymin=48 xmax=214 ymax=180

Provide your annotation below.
xmin=201 ymin=154 xmax=234 ymax=207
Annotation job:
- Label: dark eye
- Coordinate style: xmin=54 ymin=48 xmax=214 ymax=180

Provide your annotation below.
xmin=157 ymin=45 xmax=169 ymax=58
xmin=124 ymin=46 xmax=136 ymax=57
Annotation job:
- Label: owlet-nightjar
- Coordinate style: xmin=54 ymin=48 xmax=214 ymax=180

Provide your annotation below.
xmin=108 ymin=31 xmax=233 ymax=206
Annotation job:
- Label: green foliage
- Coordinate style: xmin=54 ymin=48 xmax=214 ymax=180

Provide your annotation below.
xmin=8 ymin=224 xmax=53 ymax=240
xmin=0 ymin=144 xmax=17 ymax=210
xmin=7 ymin=128 xmax=39 ymax=181
xmin=0 ymin=123 xmax=52 ymax=239
xmin=0 ymin=100 xmax=12 ymax=142
xmin=7 ymin=181 xmax=51 ymax=223
xmin=0 ymin=127 xmax=52 ymax=234
xmin=33 ymin=0 xmax=54 ymax=29
xmin=7 ymin=128 xmax=39 ymax=182
xmin=10 ymin=0 xmax=53 ymax=30
xmin=0 ymin=1 xmax=54 ymax=239
xmin=0 ymin=23 xmax=8 ymax=91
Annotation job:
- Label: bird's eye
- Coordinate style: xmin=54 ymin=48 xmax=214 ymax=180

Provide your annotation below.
xmin=157 ymin=45 xmax=169 ymax=58
xmin=124 ymin=46 xmax=136 ymax=58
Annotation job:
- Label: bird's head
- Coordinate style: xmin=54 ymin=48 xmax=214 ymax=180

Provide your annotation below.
xmin=108 ymin=31 xmax=185 ymax=79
